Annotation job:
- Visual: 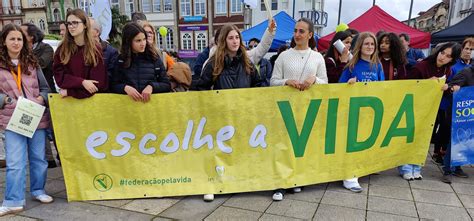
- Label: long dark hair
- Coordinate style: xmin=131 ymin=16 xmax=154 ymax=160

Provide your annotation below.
xmin=377 ymin=32 xmax=407 ymax=67
xmin=290 ymin=18 xmax=317 ymax=49
xmin=325 ymin=30 xmax=351 ymax=60
xmin=0 ymin=24 xmax=38 ymax=75
xmin=426 ymin=42 xmax=461 ymax=68
xmin=120 ymin=22 xmax=158 ymax=68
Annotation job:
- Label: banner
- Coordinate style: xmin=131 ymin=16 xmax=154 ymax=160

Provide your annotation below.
xmin=451 ymin=86 xmax=474 ymax=166
xmin=49 ymin=80 xmax=443 ymax=201
xmin=91 ymin=0 xmax=112 ymax=40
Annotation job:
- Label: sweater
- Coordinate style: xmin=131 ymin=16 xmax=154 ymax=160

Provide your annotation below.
xmin=53 ymin=45 xmax=108 ymax=99
xmin=271 ymin=48 xmax=327 ymax=86
xmin=339 ymin=59 xmax=385 ymax=83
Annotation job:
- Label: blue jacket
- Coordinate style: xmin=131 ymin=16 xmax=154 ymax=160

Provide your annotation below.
xmin=406 ymin=48 xmax=425 ymax=68
xmin=339 ymin=59 xmax=385 ymax=83
xmin=256 ymin=58 xmax=272 ymax=87
xmin=193 ymin=47 xmax=210 ymax=78
xmin=101 ymin=40 xmax=119 ymax=79
xmin=450 ymin=59 xmax=471 ymax=81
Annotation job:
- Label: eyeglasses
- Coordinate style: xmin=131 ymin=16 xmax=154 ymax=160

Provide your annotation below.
xmin=146 ymin=31 xmax=154 ymax=36
xmin=66 ymin=21 xmax=83 ymax=28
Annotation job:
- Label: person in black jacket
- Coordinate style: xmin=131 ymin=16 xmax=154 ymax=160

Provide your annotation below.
xmin=194 ymin=24 xmax=261 ymax=90
xmin=111 ymin=22 xmax=171 ymax=102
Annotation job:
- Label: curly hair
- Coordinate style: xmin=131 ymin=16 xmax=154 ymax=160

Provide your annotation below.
xmin=377 ymin=32 xmax=407 ymax=68
xmin=0 ymin=23 xmax=38 ymax=75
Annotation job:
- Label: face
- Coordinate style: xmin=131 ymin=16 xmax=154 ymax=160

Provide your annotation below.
xmin=461 ymin=43 xmax=473 ymax=60
xmin=131 ymin=32 xmax=147 ymax=53
xmin=225 ymin=30 xmax=240 ymax=53
xmin=59 ymin=23 xmax=67 ymax=38
xmin=143 ymin=26 xmax=154 ymax=45
xmin=293 ymin=21 xmax=312 ymax=47
xmin=20 ymin=26 xmax=33 ymax=44
xmin=89 ymin=19 xmax=100 ymax=41
xmin=5 ymin=30 xmax=23 ymax=56
xmin=342 ymin=36 xmax=352 ymax=50
xmin=66 ymin=15 xmax=85 ymax=37
xmin=437 ymin=47 xmax=453 ymax=67
xmin=379 ymin=36 xmax=390 ymax=53
xmin=361 ymin=36 xmax=375 ymax=57
xmin=400 ymin=36 xmax=409 ymax=50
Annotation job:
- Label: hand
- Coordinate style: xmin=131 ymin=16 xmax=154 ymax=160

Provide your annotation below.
xmin=124 ymin=85 xmax=143 ymax=102
xmin=300 ymin=76 xmax=316 ymax=91
xmin=35 ymin=96 xmax=44 ymax=105
xmin=340 ymin=47 xmax=350 ymax=63
xmin=59 ymin=89 xmax=68 ymax=97
xmin=285 ymin=80 xmax=300 ymax=89
xmin=348 ymin=77 xmax=357 ymax=84
xmin=141 ymin=85 xmax=153 ymax=103
xmin=441 ymin=84 xmax=449 ymax=91
xmin=268 ymin=18 xmax=276 ymax=32
xmin=82 ymin=80 xmax=99 ymax=94
xmin=417 ymin=58 xmax=423 ymax=62
xmin=429 ymin=76 xmax=438 ymax=80
xmin=452 ymin=85 xmax=460 ymax=92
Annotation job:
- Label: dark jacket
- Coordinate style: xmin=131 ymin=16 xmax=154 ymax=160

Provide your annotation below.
xmin=193 ymin=51 xmax=261 ymax=90
xmin=101 ymin=40 xmax=119 ymax=80
xmin=380 ymin=58 xmax=409 ymax=80
xmin=409 ymin=60 xmax=451 ymax=79
xmin=256 ymin=58 xmax=272 ymax=87
xmin=193 ymin=47 xmax=210 ymax=78
xmin=324 ymin=57 xmax=347 ymax=83
xmin=33 ymin=42 xmax=54 ymax=92
xmin=111 ymin=53 xmax=171 ymax=94
xmin=449 ymin=66 xmax=474 ymax=87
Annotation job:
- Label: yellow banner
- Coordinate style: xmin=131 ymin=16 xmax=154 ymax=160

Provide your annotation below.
xmin=49 ymin=80 xmax=443 ymax=201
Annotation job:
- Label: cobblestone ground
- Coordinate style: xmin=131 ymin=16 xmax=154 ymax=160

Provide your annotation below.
xmin=1 ymin=146 xmax=474 ymax=221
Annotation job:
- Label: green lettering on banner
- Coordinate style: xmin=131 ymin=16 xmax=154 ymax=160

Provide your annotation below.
xmin=381 ymin=94 xmax=415 ymax=147
xmin=347 ymin=97 xmax=384 ymax=153
xmin=277 ymin=99 xmax=322 ymax=158
xmin=325 ymin=98 xmax=339 ymax=154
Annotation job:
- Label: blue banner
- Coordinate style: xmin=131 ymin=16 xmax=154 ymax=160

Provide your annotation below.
xmin=451 ymin=86 xmax=474 ymax=166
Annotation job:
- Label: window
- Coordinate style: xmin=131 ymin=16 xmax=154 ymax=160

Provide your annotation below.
xmin=39 ymin=19 xmax=46 ymax=30
xmin=166 ymin=28 xmax=174 ymax=50
xmin=180 ymin=0 xmax=191 ymax=16
xmin=215 ymin=0 xmax=227 ymax=14
xmin=164 ymin=0 xmax=172 ymax=12
xmin=125 ymin=0 xmax=134 ymax=18
xmin=271 ymin=0 xmax=277 ymax=10
xmin=262 ymin=0 xmax=279 ymax=10
xmin=53 ymin=8 xmax=61 ymax=21
xmin=194 ymin=0 xmax=206 ymax=16
xmin=110 ymin=0 xmax=119 ymax=9
xmin=142 ymin=0 xmax=151 ymax=12
xmin=29 ymin=19 xmax=35 ymax=24
xmin=79 ymin=0 xmax=91 ymax=15
xmin=281 ymin=0 xmax=288 ymax=9
xmin=181 ymin=32 xmax=192 ymax=50
xmin=231 ymin=0 xmax=242 ymax=13
xmin=153 ymin=0 xmax=161 ymax=12
xmin=195 ymin=32 xmax=207 ymax=52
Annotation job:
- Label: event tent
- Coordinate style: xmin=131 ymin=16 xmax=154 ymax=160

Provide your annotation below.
xmin=318 ymin=5 xmax=431 ymax=51
xmin=431 ymin=13 xmax=474 ymax=44
xmin=242 ymin=11 xmax=319 ymax=51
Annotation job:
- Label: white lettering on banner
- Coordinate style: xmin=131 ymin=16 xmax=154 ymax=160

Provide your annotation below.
xmin=84 ymin=118 xmax=267 ymax=159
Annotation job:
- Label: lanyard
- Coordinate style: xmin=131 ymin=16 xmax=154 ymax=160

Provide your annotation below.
xmin=10 ymin=64 xmax=21 ymax=92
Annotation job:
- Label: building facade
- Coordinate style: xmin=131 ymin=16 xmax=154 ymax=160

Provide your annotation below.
xmin=140 ymin=0 xmax=176 ymax=51
xmin=46 ymin=0 xmax=76 ymax=34
xmin=410 ymin=0 xmax=450 ymax=33
xmin=177 ymin=0 xmax=244 ymax=58
xmin=249 ymin=0 xmax=326 ymax=35
xmin=448 ymin=0 xmax=473 ymax=26
xmin=22 ymin=0 xmax=47 ymax=32
xmin=0 ymin=0 xmax=23 ymax=29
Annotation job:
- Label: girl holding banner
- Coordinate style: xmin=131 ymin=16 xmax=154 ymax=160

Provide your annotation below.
xmin=270 ymin=18 xmax=327 ymax=201
xmin=53 ymin=9 xmax=107 ymax=99
xmin=110 ymin=22 xmax=171 ymax=101
xmin=339 ymin=32 xmax=384 ymax=192
xmin=0 ymin=24 xmax=53 ymax=216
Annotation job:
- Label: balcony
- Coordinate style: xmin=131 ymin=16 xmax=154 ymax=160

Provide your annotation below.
xmin=0 ymin=7 xmax=23 ymax=16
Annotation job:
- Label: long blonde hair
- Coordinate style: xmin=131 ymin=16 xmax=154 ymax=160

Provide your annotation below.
xmin=211 ymin=24 xmax=253 ymax=80
xmin=57 ymin=9 xmax=101 ymax=66
xmin=347 ymin=32 xmax=380 ymax=71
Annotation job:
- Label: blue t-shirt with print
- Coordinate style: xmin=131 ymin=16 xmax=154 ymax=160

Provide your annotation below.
xmin=339 ymin=59 xmax=385 ymax=83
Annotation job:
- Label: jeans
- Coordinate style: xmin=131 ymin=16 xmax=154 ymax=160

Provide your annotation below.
xmin=398 ymin=164 xmax=422 ymax=175
xmin=3 ymin=129 xmax=48 ymax=207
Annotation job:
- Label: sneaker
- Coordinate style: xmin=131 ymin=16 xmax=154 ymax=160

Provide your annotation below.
xmin=35 ymin=194 xmax=54 ymax=204
xmin=441 ymin=174 xmax=452 ymax=184
xmin=413 ymin=172 xmax=423 ymax=180
xmin=293 ymin=187 xmax=302 ymax=193
xmin=203 ymin=194 xmax=214 ymax=202
xmin=402 ymin=173 xmax=414 ymax=181
xmin=0 ymin=206 xmax=23 ymax=216
xmin=272 ymin=191 xmax=284 ymax=201
xmin=346 ymin=186 xmax=363 ymax=193
xmin=454 ymin=169 xmax=468 ymax=178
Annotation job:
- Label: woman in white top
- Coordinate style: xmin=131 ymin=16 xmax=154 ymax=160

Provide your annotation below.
xmin=270 ymin=18 xmax=327 ymax=201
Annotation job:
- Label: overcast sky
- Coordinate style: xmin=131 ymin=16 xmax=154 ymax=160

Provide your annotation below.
xmin=322 ymin=0 xmax=442 ymax=35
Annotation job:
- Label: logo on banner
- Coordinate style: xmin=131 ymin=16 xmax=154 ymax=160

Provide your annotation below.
xmin=93 ymin=174 xmax=113 ymax=192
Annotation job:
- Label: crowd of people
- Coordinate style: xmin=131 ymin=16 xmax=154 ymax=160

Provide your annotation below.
xmin=0 ymin=8 xmax=472 ymax=216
